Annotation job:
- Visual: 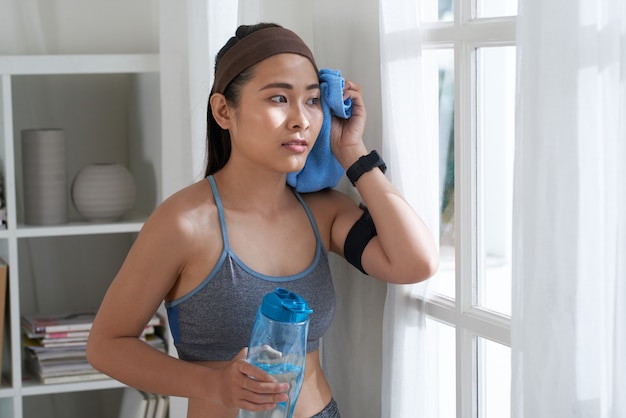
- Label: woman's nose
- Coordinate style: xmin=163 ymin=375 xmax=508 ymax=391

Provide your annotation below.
xmin=288 ymin=104 xmax=310 ymax=131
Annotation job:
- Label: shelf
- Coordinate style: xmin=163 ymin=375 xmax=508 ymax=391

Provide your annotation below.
xmin=0 ymin=54 xmax=159 ymax=76
xmin=21 ymin=377 xmax=125 ymax=396
xmin=0 ymin=14 xmax=168 ymax=418
xmin=14 ymin=217 xmax=147 ymax=238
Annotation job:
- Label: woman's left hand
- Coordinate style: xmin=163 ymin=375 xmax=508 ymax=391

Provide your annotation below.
xmin=329 ymin=80 xmax=368 ymax=168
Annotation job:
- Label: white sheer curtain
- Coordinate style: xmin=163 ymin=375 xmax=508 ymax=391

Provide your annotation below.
xmin=512 ymin=0 xmax=626 ymax=416
xmin=379 ymin=1 xmax=439 ymax=417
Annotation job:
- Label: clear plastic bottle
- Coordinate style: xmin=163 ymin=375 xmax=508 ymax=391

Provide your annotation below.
xmin=238 ymin=288 xmax=313 ymax=418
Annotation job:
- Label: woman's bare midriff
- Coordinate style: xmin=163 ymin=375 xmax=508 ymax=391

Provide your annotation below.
xmin=187 ymin=350 xmax=332 ymax=418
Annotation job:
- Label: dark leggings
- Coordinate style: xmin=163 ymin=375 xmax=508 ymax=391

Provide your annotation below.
xmin=310 ymin=398 xmax=341 ymax=418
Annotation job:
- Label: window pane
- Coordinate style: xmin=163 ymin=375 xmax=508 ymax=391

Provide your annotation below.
xmin=421 ymin=0 xmax=454 ymax=22
xmin=425 ymin=318 xmax=456 ymax=418
xmin=423 ymin=48 xmax=455 ymax=300
xmin=478 ymin=338 xmax=511 ymax=418
xmin=476 ymin=46 xmax=515 ymax=316
xmin=477 ymin=0 xmax=518 ymax=18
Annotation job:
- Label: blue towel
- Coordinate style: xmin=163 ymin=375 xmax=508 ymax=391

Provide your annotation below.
xmin=287 ymin=68 xmax=352 ymax=193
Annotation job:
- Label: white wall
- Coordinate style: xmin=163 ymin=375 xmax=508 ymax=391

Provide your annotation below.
xmin=0 ymin=0 xmax=159 ymax=54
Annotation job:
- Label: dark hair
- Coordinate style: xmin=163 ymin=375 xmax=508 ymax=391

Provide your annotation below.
xmin=205 ymin=23 xmax=282 ymax=176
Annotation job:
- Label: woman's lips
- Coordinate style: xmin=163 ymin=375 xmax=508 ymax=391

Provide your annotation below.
xmin=282 ymin=139 xmax=308 ymax=153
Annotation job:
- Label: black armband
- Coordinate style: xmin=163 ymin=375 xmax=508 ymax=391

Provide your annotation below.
xmin=344 ymin=207 xmax=378 ymax=275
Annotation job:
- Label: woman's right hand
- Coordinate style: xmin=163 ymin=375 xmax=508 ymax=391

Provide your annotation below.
xmin=216 ymin=348 xmax=290 ymax=412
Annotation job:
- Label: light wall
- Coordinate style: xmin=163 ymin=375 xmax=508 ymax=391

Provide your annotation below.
xmin=0 ymin=0 xmax=159 ymax=54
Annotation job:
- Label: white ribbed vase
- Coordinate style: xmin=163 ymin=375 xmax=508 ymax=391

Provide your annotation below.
xmin=71 ymin=163 xmax=136 ymax=222
xmin=22 ymin=129 xmax=69 ymax=225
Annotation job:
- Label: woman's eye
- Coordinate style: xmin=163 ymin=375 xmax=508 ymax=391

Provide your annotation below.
xmin=270 ymin=95 xmax=287 ymax=103
xmin=307 ymin=97 xmax=320 ymax=106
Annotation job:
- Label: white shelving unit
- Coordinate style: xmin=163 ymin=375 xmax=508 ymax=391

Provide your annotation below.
xmin=0 ymin=53 xmax=165 ymax=418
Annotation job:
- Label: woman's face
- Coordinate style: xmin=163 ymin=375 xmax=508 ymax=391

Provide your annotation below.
xmin=227 ymin=53 xmax=323 ymax=174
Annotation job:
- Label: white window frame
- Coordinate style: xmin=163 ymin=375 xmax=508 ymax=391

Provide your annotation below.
xmin=420 ymin=2 xmax=516 ymax=417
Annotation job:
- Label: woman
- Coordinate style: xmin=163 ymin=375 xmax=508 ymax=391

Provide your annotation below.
xmin=87 ymin=23 xmax=438 ymax=418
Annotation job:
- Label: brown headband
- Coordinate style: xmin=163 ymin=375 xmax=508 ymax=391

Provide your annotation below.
xmin=212 ymin=26 xmax=318 ymax=95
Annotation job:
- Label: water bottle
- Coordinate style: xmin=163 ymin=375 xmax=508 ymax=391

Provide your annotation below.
xmin=238 ymin=288 xmax=313 ymax=418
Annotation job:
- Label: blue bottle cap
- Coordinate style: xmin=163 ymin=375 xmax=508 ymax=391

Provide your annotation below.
xmin=260 ymin=288 xmax=313 ymax=323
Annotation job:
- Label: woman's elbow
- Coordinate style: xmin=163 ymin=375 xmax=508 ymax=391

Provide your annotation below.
xmin=419 ymin=251 xmax=440 ymax=281
xmin=396 ymin=250 xmax=440 ymax=285
xmin=85 ymin=333 xmax=107 ymax=372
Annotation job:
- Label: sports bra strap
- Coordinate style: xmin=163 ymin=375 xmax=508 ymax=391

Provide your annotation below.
xmin=208 ymin=175 xmax=230 ymax=248
xmin=292 ymin=188 xmax=324 ymax=246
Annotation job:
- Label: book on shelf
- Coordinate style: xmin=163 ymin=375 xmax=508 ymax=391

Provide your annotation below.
xmin=0 ymin=168 xmax=6 ymax=230
xmin=22 ymin=310 xmax=162 ymax=335
xmin=21 ymin=309 xmax=97 ymax=334
xmin=154 ymin=393 xmax=169 ymax=418
xmin=23 ymin=369 xmax=111 ymax=385
xmin=24 ymin=325 xmax=157 ymax=346
xmin=119 ymin=387 xmax=148 ymax=418
xmin=21 ymin=309 xmax=166 ymax=384
xmin=22 ymin=334 xmax=109 ymax=385
xmin=0 ymin=260 xmax=7 ymax=375
xmin=119 ymin=388 xmax=168 ymax=418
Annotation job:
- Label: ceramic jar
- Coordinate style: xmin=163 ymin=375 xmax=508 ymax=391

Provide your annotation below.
xmin=71 ymin=163 xmax=136 ymax=222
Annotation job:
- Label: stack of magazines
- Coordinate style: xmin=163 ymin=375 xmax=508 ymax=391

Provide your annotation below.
xmin=22 ymin=309 xmax=166 ymax=384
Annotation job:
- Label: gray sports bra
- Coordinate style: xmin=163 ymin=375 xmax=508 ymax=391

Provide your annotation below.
xmin=165 ymin=176 xmax=336 ymax=362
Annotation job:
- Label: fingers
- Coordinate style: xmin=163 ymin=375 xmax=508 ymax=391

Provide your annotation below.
xmin=330 ymin=79 xmax=367 ymax=159
xmin=238 ymin=360 xmax=275 ymax=383
xmin=240 ymin=376 xmax=290 ymax=408
xmin=219 ymin=353 xmax=289 ymax=412
xmin=241 ymin=374 xmax=289 ymax=394
xmin=238 ymin=361 xmax=290 ymax=394
xmin=237 ymin=367 xmax=289 ymax=411
xmin=343 ymin=80 xmax=365 ymax=119
xmin=232 ymin=348 xmax=275 ymax=384
xmin=343 ymin=80 xmax=362 ymax=100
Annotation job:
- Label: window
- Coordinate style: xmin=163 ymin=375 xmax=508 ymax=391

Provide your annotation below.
xmin=420 ymin=1 xmax=516 ymax=417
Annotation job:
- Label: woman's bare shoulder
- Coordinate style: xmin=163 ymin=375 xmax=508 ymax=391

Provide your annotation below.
xmin=140 ymin=179 xmax=218 ymax=244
